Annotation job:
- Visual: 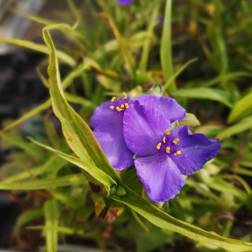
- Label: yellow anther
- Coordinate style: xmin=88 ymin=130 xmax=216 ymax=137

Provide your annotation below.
xmin=172 ymin=137 xmax=180 ymax=145
xmin=111 ymin=97 xmax=117 ymax=102
xmin=165 ymin=146 xmax=171 ymax=154
xmin=122 ymin=92 xmax=127 ymax=99
xmin=175 ymin=150 xmax=182 ymax=155
xmin=116 ymin=106 xmax=122 ymax=112
xmin=156 ymin=142 xmax=162 ymax=150
xmin=162 ymin=136 xmax=166 ymax=144
xmin=109 ymin=105 xmax=115 ymax=110
xmin=165 ymin=129 xmax=170 ymax=135
xmin=124 ymin=103 xmax=129 ymax=109
xmin=120 ymin=104 xmax=125 ymax=109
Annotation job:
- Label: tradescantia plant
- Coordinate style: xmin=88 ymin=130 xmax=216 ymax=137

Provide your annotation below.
xmin=39 ymin=26 xmax=252 ymax=251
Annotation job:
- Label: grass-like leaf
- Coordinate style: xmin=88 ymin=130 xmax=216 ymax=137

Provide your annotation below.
xmin=171 ymin=87 xmax=233 ymax=108
xmin=160 ymin=0 xmax=174 ymax=90
xmin=228 ymin=91 xmax=252 ymax=123
xmin=44 ymin=200 xmax=59 ymax=252
xmin=0 ymin=174 xmax=86 ymax=190
xmin=0 ymin=37 xmax=75 ymax=66
xmin=218 ymin=115 xmax=252 ymax=139
xmin=42 ymin=28 xmax=119 ymax=187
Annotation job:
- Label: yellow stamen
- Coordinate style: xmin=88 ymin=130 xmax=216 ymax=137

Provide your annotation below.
xmin=165 ymin=129 xmax=170 ymax=135
xmin=172 ymin=137 xmax=180 ymax=145
xmin=111 ymin=97 xmax=116 ymax=102
xmin=175 ymin=150 xmax=182 ymax=155
xmin=165 ymin=146 xmax=171 ymax=154
xmin=109 ymin=105 xmax=115 ymax=110
xmin=120 ymin=104 xmax=125 ymax=109
xmin=116 ymin=106 xmax=122 ymax=112
xmin=124 ymin=103 xmax=129 ymax=109
xmin=156 ymin=142 xmax=162 ymax=150
xmin=162 ymin=136 xmax=166 ymax=144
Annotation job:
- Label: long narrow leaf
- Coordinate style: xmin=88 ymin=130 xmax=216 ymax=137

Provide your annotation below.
xmin=0 ymin=174 xmax=86 ymax=190
xmin=160 ymin=0 xmax=175 ymax=90
xmin=31 ymin=139 xmax=116 ymax=188
xmin=111 ymin=187 xmax=252 ymax=252
xmin=228 ymin=91 xmax=252 ymax=123
xmin=42 ymin=28 xmax=119 ymax=185
xmin=0 ymin=37 xmax=75 ymax=66
xmin=44 ymin=200 xmax=59 ymax=252
xmin=171 ymin=87 xmax=233 ymax=108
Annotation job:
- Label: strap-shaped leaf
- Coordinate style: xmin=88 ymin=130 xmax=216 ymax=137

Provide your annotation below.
xmin=31 ymin=139 xmax=116 ymax=189
xmin=0 ymin=174 xmax=86 ymax=190
xmin=0 ymin=37 xmax=75 ymax=66
xmin=228 ymin=91 xmax=252 ymax=123
xmin=44 ymin=200 xmax=59 ymax=252
xmin=42 ymin=28 xmax=119 ymax=187
xmin=111 ymin=187 xmax=252 ymax=252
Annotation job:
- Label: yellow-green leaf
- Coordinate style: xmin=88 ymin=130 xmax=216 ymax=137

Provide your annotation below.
xmin=228 ymin=91 xmax=252 ymax=123
xmin=42 ymin=28 xmax=119 ymax=186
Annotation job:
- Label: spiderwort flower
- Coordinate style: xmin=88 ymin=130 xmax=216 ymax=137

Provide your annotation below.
xmin=123 ymin=95 xmax=220 ymax=202
xmin=117 ymin=0 xmax=132 ymax=6
xmin=90 ymin=94 xmax=133 ymax=170
xmin=91 ymin=94 xmax=220 ymax=202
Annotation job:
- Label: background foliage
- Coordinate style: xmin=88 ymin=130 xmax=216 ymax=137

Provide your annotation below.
xmin=1 ymin=0 xmax=252 ymax=251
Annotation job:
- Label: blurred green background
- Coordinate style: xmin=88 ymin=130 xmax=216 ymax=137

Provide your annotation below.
xmin=0 ymin=0 xmax=252 ymax=251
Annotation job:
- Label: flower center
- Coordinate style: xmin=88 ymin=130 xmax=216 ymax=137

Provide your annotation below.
xmin=155 ymin=128 xmax=182 ymax=156
xmin=108 ymin=93 xmax=130 ymax=112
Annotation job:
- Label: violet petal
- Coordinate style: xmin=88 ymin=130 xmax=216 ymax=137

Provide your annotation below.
xmin=91 ymin=101 xmax=133 ymax=170
xmin=171 ymin=126 xmax=220 ymax=175
xmin=134 ymin=154 xmax=185 ymax=202
xmin=123 ymin=101 xmax=170 ymax=156
xmin=136 ymin=95 xmax=186 ymax=123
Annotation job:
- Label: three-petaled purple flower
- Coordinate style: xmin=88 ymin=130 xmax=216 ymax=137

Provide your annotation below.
xmin=91 ymin=95 xmax=220 ymax=202
xmin=117 ymin=0 xmax=132 ymax=6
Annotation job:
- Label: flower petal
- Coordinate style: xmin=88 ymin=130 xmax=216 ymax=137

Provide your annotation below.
xmin=117 ymin=0 xmax=132 ymax=5
xmin=171 ymin=126 xmax=220 ymax=175
xmin=134 ymin=154 xmax=185 ymax=202
xmin=91 ymin=101 xmax=133 ymax=170
xmin=123 ymin=101 xmax=170 ymax=156
xmin=137 ymin=95 xmax=186 ymax=123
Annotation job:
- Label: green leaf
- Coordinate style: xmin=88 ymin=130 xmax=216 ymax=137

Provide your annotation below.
xmin=228 ymin=91 xmax=252 ymax=123
xmin=139 ymin=2 xmax=160 ymax=71
xmin=15 ymin=208 xmax=43 ymax=233
xmin=218 ymin=115 xmax=252 ymax=139
xmin=171 ymin=88 xmax=233 ymax=108
xmin=163 ymin=58 xmax=197 ymax=92
xmin=44 ymin=200 xmax=60 ymax=252
xmin=1 ymin=156 xmax=66 ymax=184
xmin=2 ymin=62 xmax=90 ymax=131
xmin=0 ymin=37 xmax=75 ymax=66
xmin=0 ymin=174 xmax=86 ymax=190
xmin=0 ymin=132 xmax=45 ymax=161
xmin=99 ymin=12 xmax=134 ymax=76
xmin=2 ymin=100 xmax=51 ymax=131
xmin=111 ymin=187 xmax=252 ymax=252
xmin=31 ymin=138 xmax=117 ymax=188
xmin=180 ymin=113 xmax=200 ymax=127
xmin=42 ymin=28 xmax=119 ymax=186
xmin=160 ymin=0 xmax=175 ymax=90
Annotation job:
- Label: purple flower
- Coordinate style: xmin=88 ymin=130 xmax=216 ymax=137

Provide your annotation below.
xmin=117 ymin=0 xmax=132 ymax=6
xmin=123 ymin=96 xmax=220 ymax=202
xmin=90 ymin=95 xmax=134 ymax=170
xmin=91 ymin=95 xmax=220 ymax=202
